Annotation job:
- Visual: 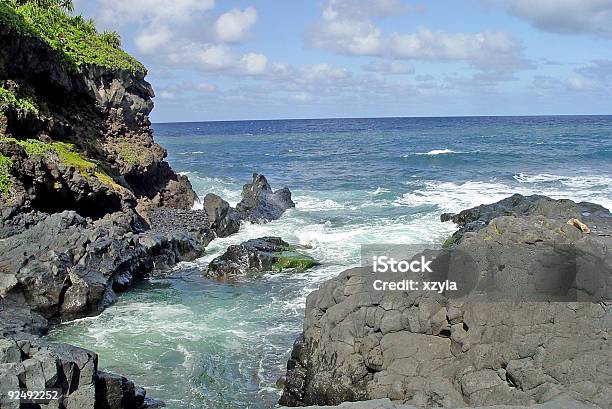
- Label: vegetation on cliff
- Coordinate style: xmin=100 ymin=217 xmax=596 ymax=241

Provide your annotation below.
xmin=0 ymin=137 xmax=124 ymax=193
xmin=0 ymin=0 xmax=145 ymax=74
xmin=0 ymin=153 xmax=12 ymax=200
xmin=0 ymin=86 xmax=38 ymax=114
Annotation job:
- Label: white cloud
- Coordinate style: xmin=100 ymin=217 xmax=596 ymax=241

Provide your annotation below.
xmin=309 ymin=0 xmax=529 ymax=71
xmin=503 ymin=0 xmax=612 ymax=38
xmin=97 ymin=0 xmax=215 ymax=26
xmin=215 ymin=7 xmax=258 ymax=43
xmin=238 ymin=53 xmax=268 ymax=75
xmin=134 ymin=26 xmax=173 ymax=54
xmin=363 ymin=60 xmax=414 ymax=74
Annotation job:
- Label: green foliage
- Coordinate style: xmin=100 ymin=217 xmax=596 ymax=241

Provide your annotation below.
xmin=99 ymin=30 xmax=121 ymax=48
xmin=0 ymin=86 xmax=39 ymax=114
xmin=114 ymin=139 xmax=152 ymax=165
xmin=272 ymin=251 xmax=318 ymax=272
xmin=0 ymin=154 xmax=13 ymax=201
xmin=0 ymin=137 xmax=123 ymax=191
xmin=0 ymin=1 xmax=144 ymax=74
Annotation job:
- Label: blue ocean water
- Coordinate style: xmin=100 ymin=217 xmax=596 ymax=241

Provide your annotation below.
xmin=49 ymin=116 xmax=612 ymax=408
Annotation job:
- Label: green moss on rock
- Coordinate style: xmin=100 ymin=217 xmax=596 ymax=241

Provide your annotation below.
xmin=0 ymin=153 xmax=13 ymax=201
xmin=0 ymin=137 xmax=123 ymax=191
xmin=272 ymin=251 xmax=318 ymax=272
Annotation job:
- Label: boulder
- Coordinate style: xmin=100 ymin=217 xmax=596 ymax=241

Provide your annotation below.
xmin=280 ymin=195 xmax=612 ymax=409
xmin=0 ymin=209 xmax=200 ymax=325
xmin=0 ymin=336 xmax=155 ymax=409
xmin=440 ymin=193 xmax=612 ymax=246
xmin=206 ymin=237 xmax=318 ymax=278
xmin=202 ymin=193 xmax=241 ymax=237
xmin=236 ymin=173 xmax=295 ymax=223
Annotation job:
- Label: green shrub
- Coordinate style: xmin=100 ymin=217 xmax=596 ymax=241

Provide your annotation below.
xmin=0 ymin=86 xmax=39 ymax=114
xmin=0 ymin=1 xmax=145 ymax=74
xmin=0 ymin=154 xmax=13 ymax=201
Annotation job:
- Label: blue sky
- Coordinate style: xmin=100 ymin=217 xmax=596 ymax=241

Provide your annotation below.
xmin=74 ymin=0 xmax=612 ymax=122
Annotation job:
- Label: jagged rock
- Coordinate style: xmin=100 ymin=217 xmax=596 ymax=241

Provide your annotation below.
xmin=0 ymin=209 xmax=199 ymax=325
xmin=0 ymin=22 xmax=197 ymax=215
xmin=0 ymin=336 xmax=154 ymax=409
xmin=202 ymin=193 xmax=241 ymax=237
xmin=236 ymin=173 xmax=295 ymax=223
xmin=278 ymin=398 xmax=597 ymax=409
xmin=280 ymin=195 xmax=612 ymax=409
xmin=440 ymin=194 xmax=612 ymax=246
xmin=206 ymin=237 xmax=318 ymax=277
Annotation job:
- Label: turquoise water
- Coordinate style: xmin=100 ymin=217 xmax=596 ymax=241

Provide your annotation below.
xmin=49 ymin=116 xmax=612 ymax=408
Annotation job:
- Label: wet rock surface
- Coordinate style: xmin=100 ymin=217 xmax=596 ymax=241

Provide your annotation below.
xmin=236 ymin=173 xmax=295 ymax=223
xmin=0 ymin=336 xmax=159 ymax=409
xmin=206 ymin=236 xmax=318 ymax=278
xmin=280 ymin=195 xmax=612 ymax=408
xmin=278 ymin=398 xmax=596 ymax=409
xmin=202 ymin=193 xmax=241 ymax=237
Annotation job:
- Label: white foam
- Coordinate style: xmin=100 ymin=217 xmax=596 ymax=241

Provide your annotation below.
xmin=397 ymin=178 xmax=612 ymax=213
xmin=368 ymin=187 xmax=390 ymax=195
xmin=415 ymin=149 xmax=458 ymax=156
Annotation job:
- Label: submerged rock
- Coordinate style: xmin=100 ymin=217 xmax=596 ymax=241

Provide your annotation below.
xmin=279 ymin=195 xmax=612 ymax=409
xmin=206 ymin=236 xmax=318 ymax=277
xmin=236 ymin=173 xmax=295 ymax=223
xmin=202 ymin=193 xmax=241 ymax=237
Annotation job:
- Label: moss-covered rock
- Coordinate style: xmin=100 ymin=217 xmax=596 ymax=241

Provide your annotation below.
xmin=272 ymin=251 xmax=319 ymax=272
xmin=0 ymin=152 xmax=12 ymax=201
xmin=206 ymin=237 xmax=319 ymax=277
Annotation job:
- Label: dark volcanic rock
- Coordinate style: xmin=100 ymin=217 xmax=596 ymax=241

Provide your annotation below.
xmin=236 ymin=173 xmax=295 ymax=223
xmin=148 ymin=207 xmax=214 ymax=247
xmin=202 ymin=193 xmax=241 ymax=237
xmin=0 ymin=336 xmax=156 ymax=409
xmin=441 ymin=193 xmax=612 ymax=246
xmin=0 ymin=209 xmax=199 ymax=326
xmin=280 ymin=195 xmax=612 ymax=409
xmin=0 ymin=22 xmax=197 ymax=215
xmin=206 ymin=237 xmax=317 ymax=277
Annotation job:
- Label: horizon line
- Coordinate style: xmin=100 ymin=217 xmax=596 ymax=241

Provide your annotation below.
xmin=152 ymin=113 xmax=612 ymax=125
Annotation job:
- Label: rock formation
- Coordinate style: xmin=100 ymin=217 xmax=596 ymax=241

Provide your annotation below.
xmin=206 ymin=236 xmax=318 ymax=278
xmin=202 ymin=193 xmax=241 ymax=237
xmin=0 ymin=4 xmax=201 ymax=408
xmin=236 ymin=173 xmax=295 ymax=223
xmin=279 ymin=194 xmax=611 ymax=408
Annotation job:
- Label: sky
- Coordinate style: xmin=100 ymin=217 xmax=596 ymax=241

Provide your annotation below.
xmin=74 ymin=0 xmax=612 ymax=122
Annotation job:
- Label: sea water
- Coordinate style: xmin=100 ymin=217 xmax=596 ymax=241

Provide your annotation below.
xmin=48 ymin=116 xmax=612 ymax=408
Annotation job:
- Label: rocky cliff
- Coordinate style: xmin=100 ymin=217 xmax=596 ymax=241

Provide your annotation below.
xmin=0 ymin=4 xmax=196 ymax=217
xmin=279 ymin=195 xmax=612 ymax=408
xmin=0 ymin=3 xmax=198 ymax=408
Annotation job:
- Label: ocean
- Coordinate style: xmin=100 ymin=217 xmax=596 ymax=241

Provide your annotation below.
xmin=48 ymin=116 xmax=612 ymax=408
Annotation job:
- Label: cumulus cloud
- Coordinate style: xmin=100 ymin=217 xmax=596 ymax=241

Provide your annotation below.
xmin=90 ymin=1 xmax=270 ymax=77
xmin=215 ymin=7 xmax=258 ymax=43
xmin=503 ymin=0 xmax=612 ymax=38
xmin=308 ymin=0 xmax=529 ymax=71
